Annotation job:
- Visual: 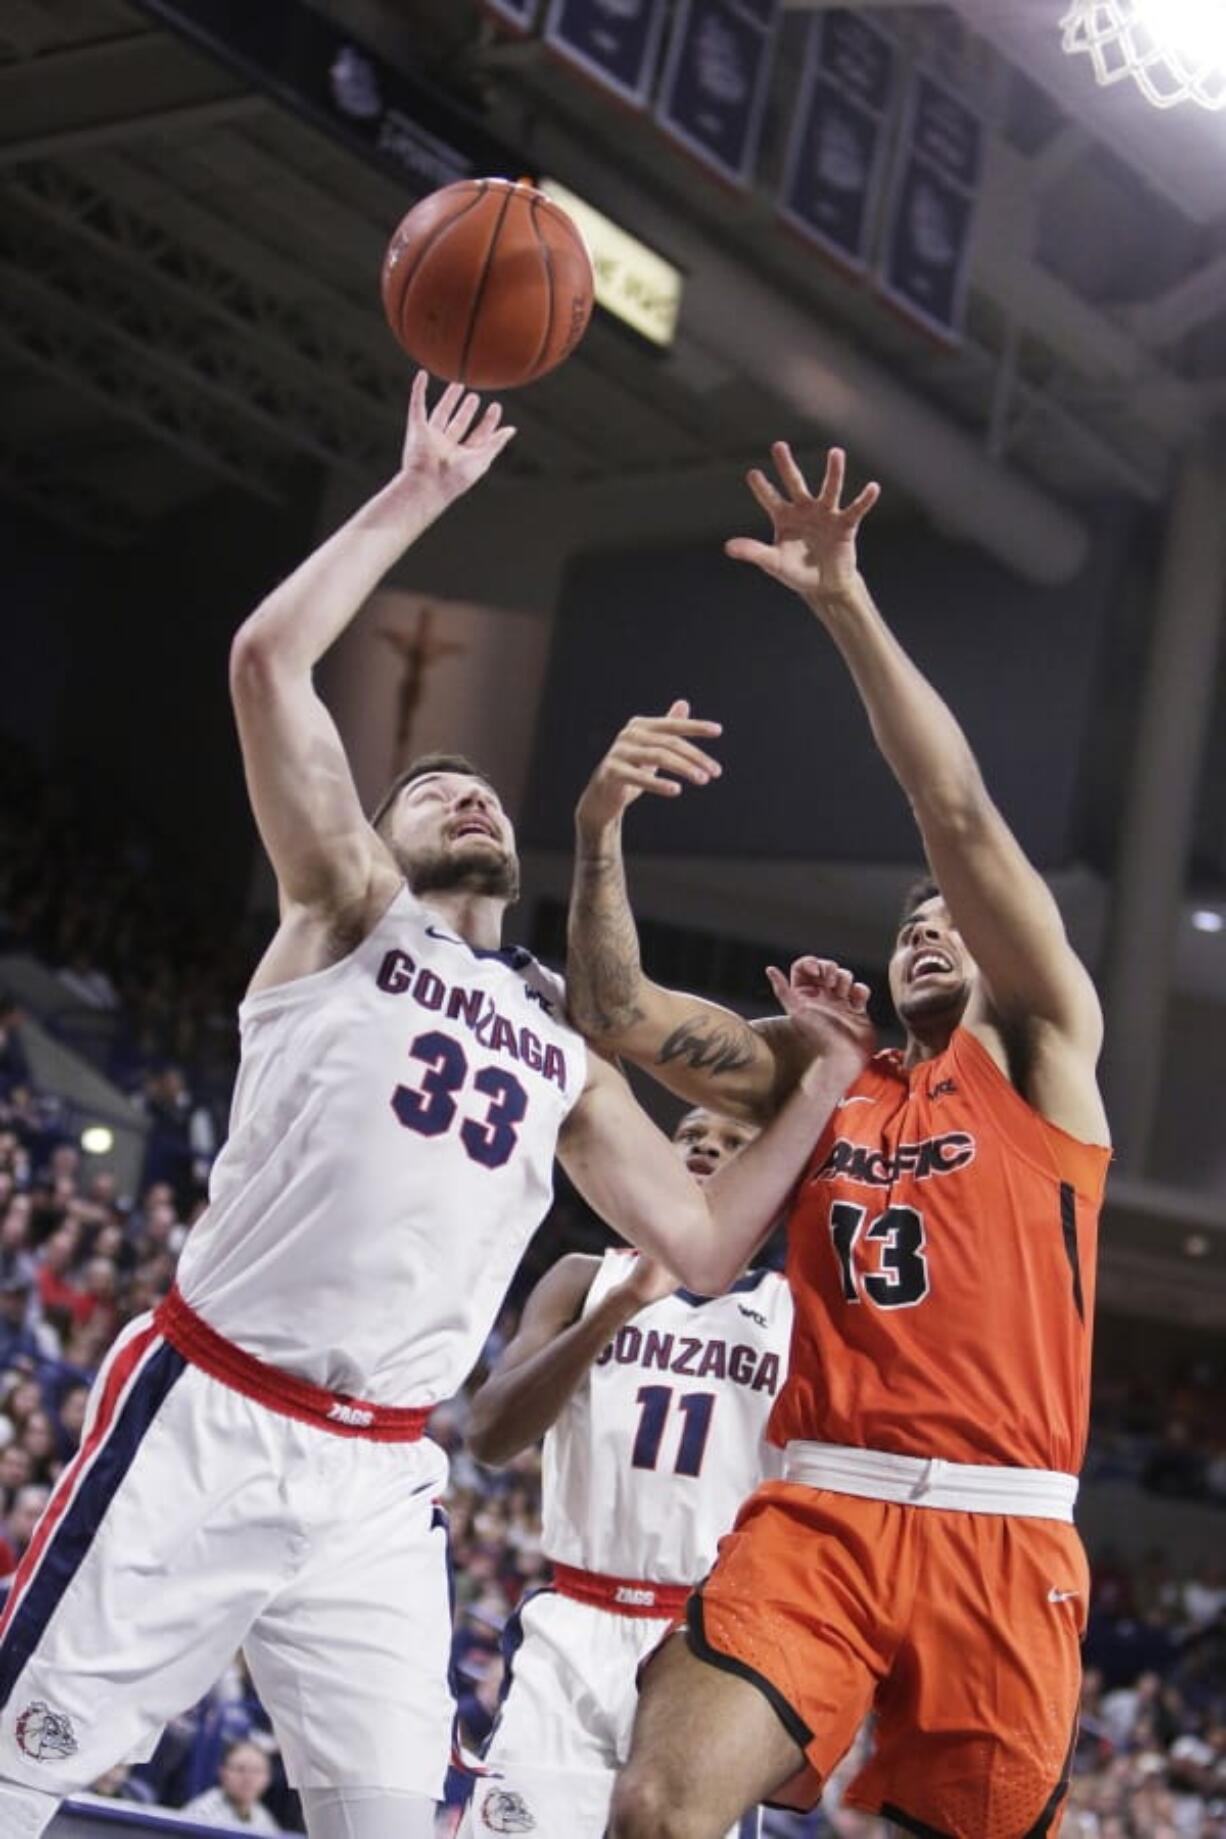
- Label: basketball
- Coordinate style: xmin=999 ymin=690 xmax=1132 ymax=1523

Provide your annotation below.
xmin=380 ymin=177 xmax=595 ymax=390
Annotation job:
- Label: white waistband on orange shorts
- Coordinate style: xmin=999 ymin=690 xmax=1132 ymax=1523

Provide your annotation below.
xmin=782 ymin=1440 xmax=1078 ymax=1521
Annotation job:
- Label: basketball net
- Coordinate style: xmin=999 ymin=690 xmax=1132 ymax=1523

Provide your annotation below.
xmin=1060 ymin=0 xmax=1226 ymax=110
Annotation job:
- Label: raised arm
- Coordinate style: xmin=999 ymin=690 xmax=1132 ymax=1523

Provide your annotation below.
xmin=727 ymin=444 xmax=1106 ymax=1137
xmin=230 ymin=375 xmax=514 ymax=929
xmin=568 ymin=704 xmax=808 ymax=1124
xmin=466 ymin=1251 xmax=675 ymax=1467
xmin=558 ymin=963 xmax=872 ymax=1295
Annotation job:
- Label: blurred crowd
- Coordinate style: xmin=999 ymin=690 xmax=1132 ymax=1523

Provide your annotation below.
xmin=0 ymin=743 xmax=1223 ymax=1835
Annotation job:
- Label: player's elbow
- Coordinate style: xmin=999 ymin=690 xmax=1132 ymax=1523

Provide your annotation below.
xmin=464 ymin=1397 xmax=518 ymax=1468
xmin=229 ymin=626 xmax=278 ymax=705
xmin=910 ymin=765 xmax=990 ymax=836
xmin=664 ymin=1215 xmax=726 ymax=1298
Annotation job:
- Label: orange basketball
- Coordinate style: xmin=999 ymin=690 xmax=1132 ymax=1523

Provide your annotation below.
xmin=380 ymin=178 xmax=595 ymax=390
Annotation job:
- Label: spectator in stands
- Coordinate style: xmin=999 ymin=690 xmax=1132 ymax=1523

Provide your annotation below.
xmin=4 ymin=1483 xmax=49 ymax=1563
xmin=0 ymin=1445 xmax=32 ymax=1514
xmin=0 ymin=1275 xmax=40 ymax=1372
xmin=34 ymin=1219 xmax=88 ymax=1338
xmin=0 ymin=1003 xmax=29 ymax=1101
xmin=181 ymin=1740 xmax=281 ymax=1833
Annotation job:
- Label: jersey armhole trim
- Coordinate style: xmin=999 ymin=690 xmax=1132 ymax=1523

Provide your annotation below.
xmin=239 ymin=883 xmax=417 ymax=1023
xmin=952 ymin=1029 xmax=1110 ymax=1203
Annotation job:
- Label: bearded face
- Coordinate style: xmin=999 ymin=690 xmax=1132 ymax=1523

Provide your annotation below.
xmin=385 ymin=772 xmax=520 ymax=903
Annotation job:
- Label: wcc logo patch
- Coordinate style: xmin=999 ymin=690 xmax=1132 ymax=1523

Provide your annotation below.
xmin=15 ymin=1701 xmax=78 ymax=1761
xmin=479 ymin=1785 xmax=536 ymax=1832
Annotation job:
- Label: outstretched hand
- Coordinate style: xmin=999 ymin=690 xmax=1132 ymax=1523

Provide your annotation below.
xmin=575 ymin=699 xmax=723 ymax=837
xmin=726 ymin=445 xmax=879 ymax=605
xmin=765 ymin=956 xmax=875 ymax=1069
xmin=398 ymin=371 xmax=517 ymax=504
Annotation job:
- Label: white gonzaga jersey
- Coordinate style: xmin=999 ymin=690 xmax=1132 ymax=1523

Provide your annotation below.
xmin=541 ymin=1252 xmax=793 ymax=1583
xmin=175 ymin=886 xmax=584 ymax=1404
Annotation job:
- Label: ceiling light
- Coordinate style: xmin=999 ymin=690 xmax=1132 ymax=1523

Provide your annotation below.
xmin=80 ymin=1125 xmax=114 ymax=1155
xmin=1191 ymin=909 xmax=1225 ymax=933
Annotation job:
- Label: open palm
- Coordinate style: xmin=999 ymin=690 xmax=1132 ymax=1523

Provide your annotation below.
xmin=726 ymin=444 xmax=879 ymax=602
xmin=399 ymin=370 xmax=516 ymax=501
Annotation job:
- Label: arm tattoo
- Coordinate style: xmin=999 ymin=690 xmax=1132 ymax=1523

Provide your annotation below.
xmin=657 ymin=1014 xmax=757 ymax=1078
xmin=567 ymin=848 xmax=648 ymax=1037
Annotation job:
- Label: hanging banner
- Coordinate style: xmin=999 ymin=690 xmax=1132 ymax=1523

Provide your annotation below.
xmin=879 ymin=69 xmax=982 ymax=342
xmin=655 ymin=0 xmax=780 ymax=187
xmin=484 ymin=0 xmax=540 ymax=27
xmin=543 ymin=0 xmax=671 ymax=108
xmin=778 ymin=9 xmax=896 ymax=272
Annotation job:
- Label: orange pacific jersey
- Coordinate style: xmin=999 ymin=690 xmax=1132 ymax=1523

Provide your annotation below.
xmin=770 ymin=1026 xmax=1110 ymax=1473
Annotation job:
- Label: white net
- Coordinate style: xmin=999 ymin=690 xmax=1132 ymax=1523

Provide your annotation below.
xmin=1060 ymin=0 xmax=1226 ymax=110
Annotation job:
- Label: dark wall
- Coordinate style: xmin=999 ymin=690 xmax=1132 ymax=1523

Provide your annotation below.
xmin=0 ymin=509 xmax=85 ymax=768
xmin=2 ymin=485 xmax=316 ymax=913
xmin=523 ymin=516 xmax=1125 ymax=868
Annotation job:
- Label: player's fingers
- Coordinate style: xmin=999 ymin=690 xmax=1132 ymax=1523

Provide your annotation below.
xmin=447 ymin=392 xmax=483 ymax=443
xmin=725 ymin=537 xmax=780 ymax=574
xmin=623 ymin=734 xmax=722 ymax=775
xmin=409 ymin=369 xmax=430 ymax=423
xmin=627 ymin=770 xmax=685 ymax=797
xmin=471 ymin=400 xmax=503 ymax=441
xmin=616 ymin=741 xmax=719 ymax=783
xmin=667 ymin=698 xmax=690 ymax=719
xmin=629 ymin=715 xmax=724 ymax=739
xmin=849 ymin=981 xmax=872 ymax=1011
xmin=845 ymin=480 xmax=880 ymax=524
xmin=788 ymin=955 xmax=825 ymax=984
xmin=772 ymin=441 xmax=812 ymax=502
xmin=430 ymin=380 xmax=465 ymax=427
xmin=746 ymin=468 xmax=785 ymax=517
xmin=765 ymin=965 xmax=791 ymax=1007
xmin=816 ymin=447 xmax=846 ymax=508
xmin=489 ymin=426 xmax=517 ymax=456
xmin=829 ymin=966 xmax=854 ymax=1004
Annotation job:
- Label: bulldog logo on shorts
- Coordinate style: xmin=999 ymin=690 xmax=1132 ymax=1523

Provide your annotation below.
xmin=15 ymin=1701 xmax=78 ymax=1762
xmin=479 ymin=1786 xmax=536 ymax=1832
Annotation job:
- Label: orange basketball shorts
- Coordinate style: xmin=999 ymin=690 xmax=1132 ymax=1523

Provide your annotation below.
xmin=682 ymin=1479 xmax=1089 ymax=1838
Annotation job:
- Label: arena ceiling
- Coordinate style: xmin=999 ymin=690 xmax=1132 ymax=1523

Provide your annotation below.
xmin=2 ymin=0 xmax=1225 ymax=548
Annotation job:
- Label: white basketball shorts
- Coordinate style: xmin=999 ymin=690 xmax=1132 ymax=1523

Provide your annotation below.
xmin=0 ymin=1310 xmax=454 ymax=1798
xmin=459 ymin=1584 xmax=760 ymax=1839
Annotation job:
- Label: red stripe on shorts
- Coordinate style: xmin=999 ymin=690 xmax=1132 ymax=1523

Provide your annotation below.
xmin=0 ymin=1318 xmax=161 ymax=1642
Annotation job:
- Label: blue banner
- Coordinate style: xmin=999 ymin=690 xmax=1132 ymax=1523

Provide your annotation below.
xmin=655 ymin=0 xmax=779 ymax=188
xmin=543 ymin=0 xmax=671 ymax=108
xmin=879 ymin=70 xmax=982 ymax=342
xmin=778 ymin=9 xmax=896 ymax=271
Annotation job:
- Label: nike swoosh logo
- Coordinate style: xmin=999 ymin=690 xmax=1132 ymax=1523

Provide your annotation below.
xmin=835 ymin=1095 xmax=874 ymax=1108
xmin=425 ymin=925 xmax=464 ymax=946
xmin=1047 ymin=1588 xmax=1079 ymax=1603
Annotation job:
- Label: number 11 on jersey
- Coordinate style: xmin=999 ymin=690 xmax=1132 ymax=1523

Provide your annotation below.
xmin=630 ymin=1385 xmax=716 ymax=1478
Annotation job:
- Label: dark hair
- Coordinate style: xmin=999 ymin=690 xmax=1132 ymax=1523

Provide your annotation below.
xmin=897 ymin=875 xmax=941 ymax=934
xmin=370 ymin=752 xmax=495 ymax=835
